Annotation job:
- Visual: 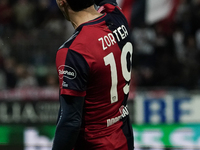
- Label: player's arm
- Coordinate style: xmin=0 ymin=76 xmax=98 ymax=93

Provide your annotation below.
xmin=94 ymin=0 xmax=117 ymax=6
xmin=52 ymin=95 xmax=84 ymax=150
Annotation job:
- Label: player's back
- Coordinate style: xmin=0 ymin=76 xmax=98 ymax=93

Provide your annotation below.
xmin=56 ymin=2 xmax=134 ymax=150
xmin=71 ymin=3 xmax=133 ymax=150
xmin=54 ymin=0 xmax=134 ymax=149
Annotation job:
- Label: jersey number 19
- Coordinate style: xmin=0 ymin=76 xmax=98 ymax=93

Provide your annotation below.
xmin=103 ymin=42 xmax=133 ymax=104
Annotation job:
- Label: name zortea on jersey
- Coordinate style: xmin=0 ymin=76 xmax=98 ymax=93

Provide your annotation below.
xmin=98 ymin=25 xmax=128 ymax=50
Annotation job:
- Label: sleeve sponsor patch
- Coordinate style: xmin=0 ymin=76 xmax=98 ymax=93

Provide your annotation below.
xmin=58 ymin=65 xmax=77 ymax=80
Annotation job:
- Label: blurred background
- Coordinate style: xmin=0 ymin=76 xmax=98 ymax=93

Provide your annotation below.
xmin=0 ymin=0 xmax=200 ymax=149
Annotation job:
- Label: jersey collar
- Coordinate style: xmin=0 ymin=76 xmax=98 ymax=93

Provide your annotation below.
xmin=76 ymin=13 xmax=107 ymax=31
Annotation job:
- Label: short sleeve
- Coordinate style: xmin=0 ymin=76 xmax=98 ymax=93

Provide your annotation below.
xmin=56 ymin=48 xmax=90 ymax=97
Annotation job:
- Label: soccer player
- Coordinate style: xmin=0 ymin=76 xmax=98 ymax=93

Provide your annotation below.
xmin=52 ymin=0 xmax=134 ymax=149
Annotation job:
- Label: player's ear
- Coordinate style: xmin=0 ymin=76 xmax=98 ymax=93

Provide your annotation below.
xmin=57 ymin=0 xmax=67 ymax=7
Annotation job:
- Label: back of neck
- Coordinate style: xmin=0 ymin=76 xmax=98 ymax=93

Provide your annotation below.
xmin=69 ymin=5 xmax=103 ymax=29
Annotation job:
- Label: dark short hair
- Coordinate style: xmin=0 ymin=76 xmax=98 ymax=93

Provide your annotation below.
xmin=67 ymin=0 xmax=94 ymax=11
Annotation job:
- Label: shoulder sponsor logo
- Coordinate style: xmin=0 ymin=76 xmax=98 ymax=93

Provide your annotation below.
xmin=58 ymin=65 xmax=77 ymax=79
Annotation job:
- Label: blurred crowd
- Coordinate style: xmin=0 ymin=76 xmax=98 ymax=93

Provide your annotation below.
xmin=0 ymin=0 xmax=200 ymax=90
xmin=130 ymin=0 xmax=200 ymax=90
xmin=0 ymin=0 xmax=64 ymax=90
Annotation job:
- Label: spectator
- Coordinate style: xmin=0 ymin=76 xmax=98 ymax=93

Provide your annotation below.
xmin=175 ymin=0 xmax=193 ymax=37
xmin=180 ymin=36 xmax=200 ymax=89
xmin=0 ymin=70 xmax=6 ymax=90
xmin=12 ymin=0 xmax=36 ymax=29
xmin=173 ymin=25 xmax=185 ymax=63
xmin=34 ymin=0 xmax=52 ymax=28
xmin=15 ymin=63 xmax=38 ymax=88
xmin=45 ymin=74 xmax=59 ymax=89
xmin=131 ymin=24 xmax=156 ymax=68
xmin=0 ymin=50 xmax=6 ymax=89
xmin=192 ymin=0 xmax=200 ymax=33
xmin=3 ymin=57 xmax=17 ymax=89
xmin=196 ymin=29 xmax=200 ymax=50
xmin=0 ymin=0 xmax=12 ymax=36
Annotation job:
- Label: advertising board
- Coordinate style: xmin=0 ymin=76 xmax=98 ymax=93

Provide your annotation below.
xmin=1 ymin=124 xmax=200 ymax=149
xmin=133 ymin=92 xmax=200 ymax=124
